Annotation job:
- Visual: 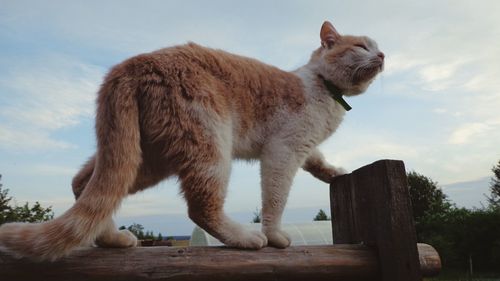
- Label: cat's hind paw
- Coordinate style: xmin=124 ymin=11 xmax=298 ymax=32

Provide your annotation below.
xmin=264 ymin=229 xmax=291 ymax=249
xmin=95 ymin=229 xmax=138 ymax=248
xmin=225 ymin=230 xmax=268 ymax=249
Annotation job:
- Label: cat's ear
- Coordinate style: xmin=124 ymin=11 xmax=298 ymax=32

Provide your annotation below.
xmin=320 ymin=21 xmax=340 ymax=48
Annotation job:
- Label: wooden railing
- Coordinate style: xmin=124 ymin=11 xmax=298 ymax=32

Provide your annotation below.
xmin=0 ymin=159 xmax=440 ymax=280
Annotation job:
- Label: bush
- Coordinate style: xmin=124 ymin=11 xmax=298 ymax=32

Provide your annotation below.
xmin=0 ymin=175 xmax=53 ymax=225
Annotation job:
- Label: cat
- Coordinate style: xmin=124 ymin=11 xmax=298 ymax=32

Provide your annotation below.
xmin=0 ymin=21 xmax=384 ymax=261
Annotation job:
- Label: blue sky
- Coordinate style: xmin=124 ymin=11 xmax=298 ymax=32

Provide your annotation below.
xmin=1 ymin=0 xmax=499 ymax=235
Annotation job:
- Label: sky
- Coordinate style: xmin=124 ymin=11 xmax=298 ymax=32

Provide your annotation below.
xmin=1 ymin=0 xmax=499 ymax=235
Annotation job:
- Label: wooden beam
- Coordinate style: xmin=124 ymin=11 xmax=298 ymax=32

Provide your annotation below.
xmin=0 ymin=244 xmax=439 ymax=281
xmin=331 ymin=159 xmax=426 ymax=281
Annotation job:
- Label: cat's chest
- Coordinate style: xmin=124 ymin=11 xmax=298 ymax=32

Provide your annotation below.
xmin=305 ymin=97 xmax=345 ymax=141
xmin=230 ymin=99 xmax=343 ymax=160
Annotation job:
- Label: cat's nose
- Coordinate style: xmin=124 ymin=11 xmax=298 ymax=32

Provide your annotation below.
xmin=377 ymin=52 xmax=385 ymax=60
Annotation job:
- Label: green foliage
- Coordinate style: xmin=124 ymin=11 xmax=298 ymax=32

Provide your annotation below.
xmin=313 ymin=209 xmax=330 ymax=221
xmin=408 ymin=171 xmax=500 ymax=272
xmin=121 ymin=223 xmax=158 ymax=240
xmin=252 ymin=207 xmax=261 ymax=223
xmin=418 ymin=207 xmax=500 ymax=271
xmin=157 ymin=233 xmax=163 ymax=241
xmin=143 ymin=230 xmax=155 ymax=240
xmin=9 ymin=202 xmax=54 ymax=223
xmin=0 ymin=176 xmax=13 ymax=224
xmin=426 ymin=268 xmax=500 ymax=280
xmin=407 ymin=171 xmax=451 ymax=222
xmin=126 ymin=223 xmax=145 ymax=239
xmin=488 ymin=160 xmax=500 ymax=207
xmin=0 ymin=174 xmax=54 ymax=225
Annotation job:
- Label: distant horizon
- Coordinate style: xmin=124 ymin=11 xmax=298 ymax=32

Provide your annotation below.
xmin=0 ymin=171 xmax=492 ymax=236
xmin=112 ymin=175 xmax=491 ymax=236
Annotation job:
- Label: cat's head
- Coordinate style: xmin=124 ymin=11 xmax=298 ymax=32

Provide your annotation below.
xmin=310 ymin=21 xmax=384 ymax=96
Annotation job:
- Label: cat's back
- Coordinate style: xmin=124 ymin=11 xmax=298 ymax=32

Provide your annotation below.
xmin=102 ymin=42 xmax=306 ymax=143
xmin=150 ymin=42 xmax=293 ymax=86
xmin=152 ymin=42 xmax=271 ymax=71
xmin=109 ymin=42 xmax=302 ymax=97
xmin=110 ymin=42 xmax=303 ymax=110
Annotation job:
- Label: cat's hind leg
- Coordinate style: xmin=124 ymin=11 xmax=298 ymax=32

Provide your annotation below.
xmin=71 ymin=155 xmax=96 ymax=199
xmin=70 ymin=155 xmax=137 ymax=248
xmin=180 ymin=146 xmax=267 ymax=249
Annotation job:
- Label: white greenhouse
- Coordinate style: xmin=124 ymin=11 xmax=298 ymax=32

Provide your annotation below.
xmin=190 ymin=221 xmax=332 ymax=246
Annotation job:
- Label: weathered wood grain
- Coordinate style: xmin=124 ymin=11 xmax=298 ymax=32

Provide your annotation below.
xmin=330 ymin=173 xmax=359 ymax=244
xmin=0 ymin=244 xmax=439 ymax=281
xmin=331 ymin=160 xmax=428 ymax=281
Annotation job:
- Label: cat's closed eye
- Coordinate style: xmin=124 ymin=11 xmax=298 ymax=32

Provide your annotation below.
xmin=354 ymin=44 xmax=369 ymax=51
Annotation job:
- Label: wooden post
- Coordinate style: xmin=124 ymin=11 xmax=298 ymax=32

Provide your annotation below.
xmin=331 ymin=159 xmax=424 ymax=281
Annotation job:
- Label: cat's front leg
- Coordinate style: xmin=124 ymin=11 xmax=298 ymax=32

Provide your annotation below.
xmin=260 ymin=143 xmax=307 ymax=248
xmin=302 ymin=148 xmax=347 ymax=183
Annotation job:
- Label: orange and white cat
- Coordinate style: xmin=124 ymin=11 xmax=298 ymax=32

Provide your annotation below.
xmin=0 ymin=21 xmax=384 ymax=260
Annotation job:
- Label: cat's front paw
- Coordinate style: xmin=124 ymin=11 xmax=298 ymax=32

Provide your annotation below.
xmin=264 ymin=228 xmax=291 ymax=249
xmin=329 ymin=167 xmax=348 ymax=182
xmin=332 ymin=166 xmax=348 ymax=176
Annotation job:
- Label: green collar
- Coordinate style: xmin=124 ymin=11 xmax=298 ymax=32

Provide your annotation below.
xmin=318 ymin=74 xmax=352 ymax=111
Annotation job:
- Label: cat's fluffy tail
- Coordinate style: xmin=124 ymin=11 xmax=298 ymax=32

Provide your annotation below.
xmin=0 ymin=66 xmax=141 ymax=261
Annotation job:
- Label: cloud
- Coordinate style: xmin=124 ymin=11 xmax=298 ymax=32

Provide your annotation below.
xmin=371 ymin=1 xmax=500 ymax=184
xmin=29 ymin=164 xmax=78 ymax=177
xmin=448 ymin=122 xmax=492 ymax=145
xmin=0 ymin=55 xmax=100 ymax=128
xmin=381 ymin=1 xmax=500 ymax=96
xmin=0 ymin=54 xmax=102 ymax=151
xmin=0 ymin=124 xmax=74 ymax=150
xmin=418 ymin=60 xmax=470 ymax=92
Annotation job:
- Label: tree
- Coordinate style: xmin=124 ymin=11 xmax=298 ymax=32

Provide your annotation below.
xmin=127 ymin=223 xmax=145 ymax=239
xmin=157 ymin=232 xmax=163 ymax=241
xmin=0 ymin=174 xmax=54 ymax=225
xmin=143 ymin=230 xmax=155 ymax=240
xmin=251 ymin=207 xmax=261 ymax=223
xmin=417 ymin=206 xmax=500 ymax=270
xmin=488 ymin=160 xmax=500 ymax=207
xmin=313 ymin=209 xmax=330 ymax=221
xmin=10 ymin=202 xmax=53 ymax=223
xmin=407 ymin=170 xmax=500 ymax=271
xmin=0 ymin=174 xmax=13 ymax=224
xmin=407 ymin=171 xmax=451 ymax=222
xmin=121 ymin=223 xmax=159 ymax=240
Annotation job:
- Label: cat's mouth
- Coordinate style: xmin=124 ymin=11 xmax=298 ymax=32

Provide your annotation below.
xmin=378 ymin=61 xmax=385 ymax=72
xmin=352 ymin=63 xmax=383 ymax=85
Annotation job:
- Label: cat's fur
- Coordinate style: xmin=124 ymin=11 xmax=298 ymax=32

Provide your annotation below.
xmin=0 ymin=21 xmax=384 ymax=260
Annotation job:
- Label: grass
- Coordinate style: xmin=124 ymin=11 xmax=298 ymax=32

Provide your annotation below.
xmin=426 ymin=269 xmax=500 ymax=281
